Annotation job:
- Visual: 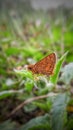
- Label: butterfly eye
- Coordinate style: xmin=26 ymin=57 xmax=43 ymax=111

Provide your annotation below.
xmin=28 ymin=65 xmax=33 ymax=70
xmin=29 ymin=67 xmax=32 ymax=70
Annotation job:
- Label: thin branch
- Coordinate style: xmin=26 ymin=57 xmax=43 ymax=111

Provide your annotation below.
xmin=0 ymin=89 xmax=24 ymax=96
xmin=7 ymin=92 xmax=57 ymax=118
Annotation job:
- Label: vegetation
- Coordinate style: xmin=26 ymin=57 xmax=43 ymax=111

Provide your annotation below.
xmin=0 ymin=5 xmax=73 ymax=130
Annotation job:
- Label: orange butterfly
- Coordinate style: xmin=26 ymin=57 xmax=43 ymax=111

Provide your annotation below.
xmin=27 ymin=53 xmax=56 ymax=76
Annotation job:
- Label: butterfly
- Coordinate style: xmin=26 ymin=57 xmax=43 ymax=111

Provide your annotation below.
xmin=27 ymin=53 xmax=56 ymax=76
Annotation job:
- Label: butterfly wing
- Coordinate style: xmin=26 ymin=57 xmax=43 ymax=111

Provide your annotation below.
xmin=28 ymin=53 xmax=56 ymax=76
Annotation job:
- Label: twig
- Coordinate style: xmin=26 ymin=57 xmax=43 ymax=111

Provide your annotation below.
xmin=0 ymin=89 xmax=24 ymax=96
xmin=7 ymin=93 xmax=57 ymax=118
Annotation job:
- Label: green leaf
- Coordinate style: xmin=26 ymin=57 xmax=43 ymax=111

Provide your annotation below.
xmin=20 ymin=114 xmax=51 ymax=130
xmin=50 ymin=51 xmax=68 ymax=85
xmin=51 ymin=93 xmax=69 ymax=130
xmin=0 ymin=89 xmax=23 ymax=99
xmin=25 ymin=78 xmax=34 ymax=92
xmin=24 ymin=103 xmax=36 ymax=112
xmin=0 ymin=120 xmax=16 ymax=130
xmin=60 ymin=62 xmax=73 ymax=85
xmin=34 ymin=100 xmax=52 ymax=112
xmin=5 ymin=47 xmax=20 ymax=56
xmin=67 ymin=118 xmax=73 ymax=130
xmin=14 ymin=69 xmax=33 ymax=79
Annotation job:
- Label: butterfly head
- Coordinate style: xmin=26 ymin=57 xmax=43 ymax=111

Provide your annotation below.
xmin=28 ymin=64 xmax=34 ymax=71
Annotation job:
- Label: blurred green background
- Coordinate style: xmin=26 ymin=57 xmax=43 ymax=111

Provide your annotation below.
xmin=0 ymin=0 xmax=73 ymax=130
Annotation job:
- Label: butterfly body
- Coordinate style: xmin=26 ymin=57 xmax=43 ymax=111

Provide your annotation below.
xmin=28 ymin=53 xmax=56 ymax=76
